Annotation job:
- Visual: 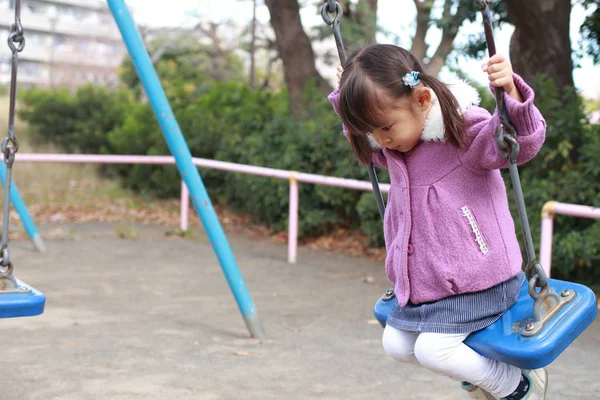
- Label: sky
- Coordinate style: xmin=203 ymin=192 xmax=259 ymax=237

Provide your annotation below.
xmin=125 ymin=0 xmax=600 ymax=99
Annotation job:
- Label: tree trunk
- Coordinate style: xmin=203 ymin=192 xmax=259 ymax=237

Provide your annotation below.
xmin=410 ymin=0 xmax=434 ymax=61
xmin=426 ymin=33 xmax=457 ymax=76
xmin=265 ymin=0 xmax=332 ymax=117
xmin=504 ymin=0 xmax=574 ymax=91
xmin=336 ymin=0 xmax=378 ymax=51
xmin=363 ymin=0 xmax=378 ymax=45
xmin=425 ymin=0 xmax=470 ymax=76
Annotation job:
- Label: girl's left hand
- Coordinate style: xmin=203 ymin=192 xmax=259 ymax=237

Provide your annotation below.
xmin=483 ymin=54 xmax=523 ymax=102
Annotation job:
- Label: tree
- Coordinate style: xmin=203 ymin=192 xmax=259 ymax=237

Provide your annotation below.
xmin=411 ymin=0 xmax=492 ymax=76
xmin=312 ymin=0 xmax=379 ymax=69
xmin=504 ymin=0 xmax=575 ymax=92
xmin=317 ymin=0 xmax=476 ymax=77
xmin=580 ymin=0 xmax=600 ymax=64
xmin=265 ymin=0 xmax=333 ymax=117
xmin=250 ymin=0 xmax=258 ymax=89
xmin=120 ymin=25 xmax=245 ymax=102
xmin=332 ymin=0 xmax=378 ymax=49
xmin=237 ymin=0 xmax=282 ymax=91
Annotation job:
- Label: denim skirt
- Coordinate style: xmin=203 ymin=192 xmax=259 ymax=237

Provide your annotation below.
xmin=386 ymin=271 xmax=525 ymax=334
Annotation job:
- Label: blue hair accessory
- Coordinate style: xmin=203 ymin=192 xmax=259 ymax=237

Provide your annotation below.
xmin=402 ymin=71 xmax=421 ymax=89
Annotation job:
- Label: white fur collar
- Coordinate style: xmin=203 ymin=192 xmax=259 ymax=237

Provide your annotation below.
xmin=368 ymin=76 xmax=481 ymax=149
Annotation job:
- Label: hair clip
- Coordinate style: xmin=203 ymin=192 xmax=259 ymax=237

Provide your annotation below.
xmin=402 ymin=71 xmax=421 ymax=89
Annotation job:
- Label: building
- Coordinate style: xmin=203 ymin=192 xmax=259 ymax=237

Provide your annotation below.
xmin=0 ymin=0 xmax=126 ymax=89
xmin=0 ymin=1 xmax=339 ymax=92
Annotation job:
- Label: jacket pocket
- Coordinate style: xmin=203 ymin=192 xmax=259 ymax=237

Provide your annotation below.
xmin=460 ymin=205 xmax=490 ymax=256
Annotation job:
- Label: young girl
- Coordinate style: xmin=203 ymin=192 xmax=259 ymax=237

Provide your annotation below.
xmin=328 ymin=44 xmax=547 ymax=400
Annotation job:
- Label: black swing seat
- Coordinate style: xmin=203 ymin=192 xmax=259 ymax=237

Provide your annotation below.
xmin=373 ymin=278 xmax=598 ymax=370
xmin=0 ymin=276 xmax=45 ymax=319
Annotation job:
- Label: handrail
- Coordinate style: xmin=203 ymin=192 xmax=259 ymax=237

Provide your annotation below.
xmin=16 ymin=153 xmax=390 ymax=263
xmin=17 ymin=153 xmax=596 ymax=271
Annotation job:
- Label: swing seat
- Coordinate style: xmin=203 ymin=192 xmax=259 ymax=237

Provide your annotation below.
xmin=0 ymin=277 xmax=45 ymax=319
xmin=373 ymin=278 xmax=598 ymax=370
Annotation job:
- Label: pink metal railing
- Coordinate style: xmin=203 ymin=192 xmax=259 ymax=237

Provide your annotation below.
xmin=17 ymin=153 xmax=597 ymax=271
xmin=16 ymin=153 xmax=390 ymax=263
xmin=539 ymin=201 xmax=600 ymax=276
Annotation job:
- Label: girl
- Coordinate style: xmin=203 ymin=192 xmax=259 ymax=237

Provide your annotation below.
xmin=328 ymin=44 xmax=547 ymax=400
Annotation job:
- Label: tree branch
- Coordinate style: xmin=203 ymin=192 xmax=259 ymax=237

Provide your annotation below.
xmin=410 ymin=0 xmax=434 ymax=61
xmin=426 ymin=0 xmax=470 ymax=76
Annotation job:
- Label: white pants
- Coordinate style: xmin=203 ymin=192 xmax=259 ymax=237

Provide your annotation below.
xmin=382 ymin=325 xmax=521 ymax=398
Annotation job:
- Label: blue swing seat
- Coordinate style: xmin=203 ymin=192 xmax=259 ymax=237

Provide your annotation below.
xmin=0 ymin=277 xmax=46 ymax=319
xmin=373 ymin=278 xmax=598 ymax=370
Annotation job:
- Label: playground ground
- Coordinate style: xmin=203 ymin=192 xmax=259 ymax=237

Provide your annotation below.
xmin=2 ymin=222 xmax=598 ymax=400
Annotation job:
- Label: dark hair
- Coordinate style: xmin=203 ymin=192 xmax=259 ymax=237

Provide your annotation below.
xmin=337 ymin=44 xmax=466 ymax=165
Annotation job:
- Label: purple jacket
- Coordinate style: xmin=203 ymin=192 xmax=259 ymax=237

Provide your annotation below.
xmin=328 ymin=74 xmax=546 ymax=306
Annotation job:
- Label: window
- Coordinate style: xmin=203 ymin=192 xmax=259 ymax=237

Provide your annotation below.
xmin=47 ymin=5 xmax=57 ymax=18
xmin=26 ymin=3 xmax=39 ymax=13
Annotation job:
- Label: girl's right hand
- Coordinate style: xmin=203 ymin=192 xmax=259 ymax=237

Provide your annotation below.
xmin=337 ymin=65 xmax=343 ymax=88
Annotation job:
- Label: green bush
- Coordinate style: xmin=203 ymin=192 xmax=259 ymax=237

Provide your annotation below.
xmin=16 ymin=71 xmax=600 ymax=287
xmin=105 ymin=82 xmax=289 ymax=198
xmin=214 ymin=93 xmax=370 ymax=235
xmin=103 ymin=101 xmax=174 ymax=196
xmin=18 ymin=85 xmax=133 ymax=154
xmin=505 ymin=78 xmax=600 ymax=286
xmin=97 ymin=80 xmax=373 ymax=238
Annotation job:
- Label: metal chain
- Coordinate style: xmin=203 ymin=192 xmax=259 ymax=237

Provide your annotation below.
xmin=321 ymin=0 xmax=347 ymax=65
xmin=1 ymin=0 xmax=25 ymax=275
xmin=321 ymin=1 xmax=386 ymax=220
xmin=477 ymin=0 xmax=549 ymax=293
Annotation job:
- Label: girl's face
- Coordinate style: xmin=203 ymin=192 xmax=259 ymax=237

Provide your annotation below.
xmin=370 ymin=88 xmax=432 ymax=153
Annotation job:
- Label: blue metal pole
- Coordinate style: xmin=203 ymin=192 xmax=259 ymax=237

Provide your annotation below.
xmin=0 ymin=163 xmax=46 ymax=253
xmin=107 ymin=0 xmax=265 ymax=340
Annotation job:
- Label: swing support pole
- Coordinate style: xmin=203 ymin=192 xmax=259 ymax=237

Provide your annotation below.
xmin=106 ymin=0 xmax=265 ymax=340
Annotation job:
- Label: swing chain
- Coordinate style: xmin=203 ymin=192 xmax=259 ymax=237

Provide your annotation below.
xmin=321 ymin=0 xmax=347 ymax=64
xmin=1 ymin=0 xmax=25 ymax=277
xmin=325 ymin=0 xmax=337 ymax=14
xmin=478 ymin=1 xmax=546 ymax=287
xmin=478 ymin=1 xmax=577 ymax=335
xmin=495 ymin=123 xmax=519 ymax=162
xmin=321 ymin=1 xmax=385 ymax=219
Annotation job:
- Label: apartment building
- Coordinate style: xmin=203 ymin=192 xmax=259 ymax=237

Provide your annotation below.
xmin=0 ymin=0 xmax=126 ymax=89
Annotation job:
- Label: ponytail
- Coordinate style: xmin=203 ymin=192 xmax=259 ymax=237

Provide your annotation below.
xmin=418 ymin=74 xmax=466 ymax=149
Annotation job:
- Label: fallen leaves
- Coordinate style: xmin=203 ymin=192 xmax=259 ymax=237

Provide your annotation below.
xmin=362 ymin=276 xmax=376 ymax=284
xmin=301 ymin=228 xmax=386 ymax=263
xmin=6 ymin=173 xmax=389 ymax=264
xmin=231 ymin=351 xmax=253 ymax=357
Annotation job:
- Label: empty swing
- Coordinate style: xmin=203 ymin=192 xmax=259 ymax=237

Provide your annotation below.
xmin=322 ymin=0 xmax=598 ymax=371
xmin=0 ymin=0 xmax=46 ymax=319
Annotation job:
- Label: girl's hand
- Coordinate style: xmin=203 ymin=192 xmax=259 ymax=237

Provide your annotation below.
xmin=337 ymin=65 xmax=343 ymax=89
xmin=483 ymin=54 xmax=523 ymax=102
